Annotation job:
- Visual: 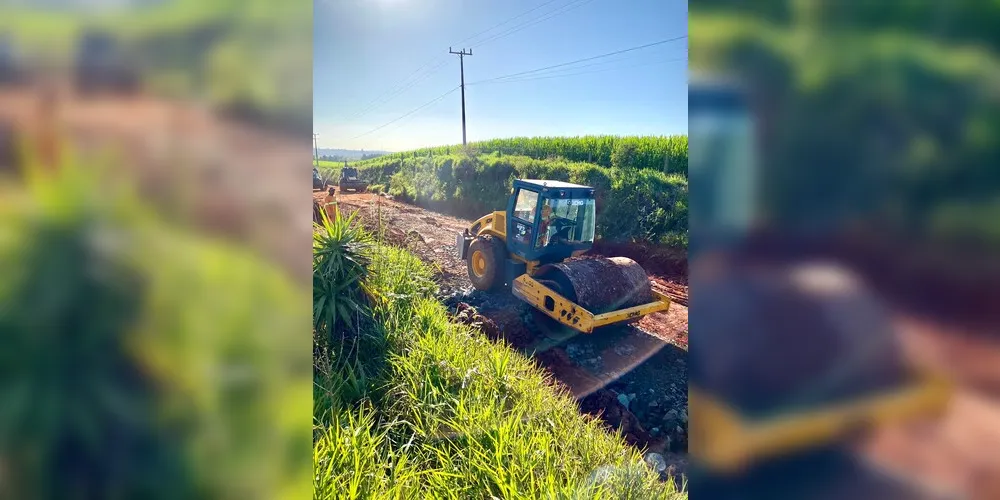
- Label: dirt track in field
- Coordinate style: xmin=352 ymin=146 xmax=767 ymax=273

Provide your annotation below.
xmin=323 ymin=189 xmax=691 ymax=474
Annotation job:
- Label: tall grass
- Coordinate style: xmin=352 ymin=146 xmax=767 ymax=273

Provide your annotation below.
xmin=312 ymin=215 xmax=685 ymax=498
xmin=355 ymin=135 xmax=688 ymax=174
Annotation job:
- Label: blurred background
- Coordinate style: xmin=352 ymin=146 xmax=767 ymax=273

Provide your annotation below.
xmin=0 ymin=0 xmax=312 ymax=498
xmin=689 ymin=0 xmax=1000 ymax=499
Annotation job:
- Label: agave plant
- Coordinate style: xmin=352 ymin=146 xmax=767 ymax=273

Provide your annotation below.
xmin=313 ymin=206 xmax=372 ymax=346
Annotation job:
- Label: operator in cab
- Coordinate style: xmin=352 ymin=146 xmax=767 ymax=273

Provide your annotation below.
xmin=536 ymin=203 xmax=554 ymax=247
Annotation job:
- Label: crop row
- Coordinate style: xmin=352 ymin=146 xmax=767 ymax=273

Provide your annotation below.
xmin=353 ymin=135 xmax=688 ymax=174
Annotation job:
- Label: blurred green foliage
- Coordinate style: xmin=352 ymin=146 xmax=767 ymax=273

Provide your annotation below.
xmin=695 ymin=0 xmax=1000 ymax=50
xmin=0 ymin=0 xmax=311 ymax=133
xmin=690 ymin=2 xmax=1000 ymax=248
xmin=0 ymin=161 xmax=311 ymax=499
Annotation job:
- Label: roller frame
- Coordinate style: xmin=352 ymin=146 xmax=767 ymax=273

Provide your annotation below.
xmin=511 ymin=274 xmax=671 ymax=334
xmin=689 ymin=367 xmax=952 ymax=473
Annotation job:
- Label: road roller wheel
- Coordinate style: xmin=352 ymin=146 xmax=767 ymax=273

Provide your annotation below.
xmin=467 ymin=235 xmax=505 ymax=291
xmin=534 ymin=257 xmax=653 ymax=315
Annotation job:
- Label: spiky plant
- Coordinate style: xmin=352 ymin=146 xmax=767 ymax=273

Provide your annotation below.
xmin=312 ymin=206 xmax=372 ymax=347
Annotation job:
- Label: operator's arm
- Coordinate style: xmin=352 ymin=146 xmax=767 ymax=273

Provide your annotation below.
xmin=536 ymin=221 xmax=549 ymax=246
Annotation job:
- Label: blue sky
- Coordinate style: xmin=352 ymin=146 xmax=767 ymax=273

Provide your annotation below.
xmin=314 ymin=0 xmax=687 ymax=151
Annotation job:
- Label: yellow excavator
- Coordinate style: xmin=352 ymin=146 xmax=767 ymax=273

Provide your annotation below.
xmin=687 ymin=76 xmax=953 ymax=498
xmin=456 ymin=179 xmax=671 ymax=333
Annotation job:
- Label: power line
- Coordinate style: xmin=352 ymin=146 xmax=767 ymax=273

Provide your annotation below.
xmin=474 ymin=47 xmax=672 ymax=81
xmin=350 ymin=86 xmax=460 ymax=140
xmin=468 ymin=36 xmax=686 ymax=85
xmin=451 ymin=0 xmax=565 ymax=47
xmin=471 ymin=0 xmax=600 ymax=49
xmin=468 ymin=56 xmax=685 ymax=86
xmin=340 ymin=0 xmax=577 ymax=122
xmin=343 ymin=59 xmax=440 ymax=116
xmin=340 ymin=0 xmax=598 ymax=121
xmin=345 ymin=59 xmax=447 ymax=121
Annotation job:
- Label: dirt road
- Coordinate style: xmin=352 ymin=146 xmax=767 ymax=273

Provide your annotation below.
xmin=327 ymin=190 xmax=690 ymax=465
xmin=858 ymin=316 xmax=1000 ymax=499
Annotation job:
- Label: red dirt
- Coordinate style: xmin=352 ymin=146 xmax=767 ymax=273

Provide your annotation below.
xmin=857 ymin=315 xmax=1000 ymax=499
xmin=731 ymin=229 xmax=1000 ymax=497
xmin=1 ymin=87 xmax=312 ymax=282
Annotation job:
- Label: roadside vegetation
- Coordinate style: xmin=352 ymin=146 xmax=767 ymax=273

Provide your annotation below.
xmin=312 ymin=208 xmax=684 ymax=498
xmin=319 ymin=139 xmax=689 ymax=248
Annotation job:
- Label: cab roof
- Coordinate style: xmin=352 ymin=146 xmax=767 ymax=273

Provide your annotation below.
xmin=516 ymin=179 xmax=592 ymax=190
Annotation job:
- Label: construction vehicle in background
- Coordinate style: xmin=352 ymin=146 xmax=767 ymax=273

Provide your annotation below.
xmin=457 ymin=179 xmax=671 ymax=333
xmin=313 ymin=166 xmax=327 ymax=191
xmin=687 ymin=76 xmax=952 ymax=498
xmin=74 ymin=30 xmax=140 ymax=96
xmin=337 ymin=162 xmax=367 ymax=192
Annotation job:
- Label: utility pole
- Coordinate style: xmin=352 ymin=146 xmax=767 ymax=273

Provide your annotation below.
xmin=449 ymin=47 xmax=472 ymax=146
xmin=313 ymin=133 xmax=320 ymax=167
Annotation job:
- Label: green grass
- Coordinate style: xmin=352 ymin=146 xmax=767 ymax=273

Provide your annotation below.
xmin=312 ymin=213 xmax=685 ymax=499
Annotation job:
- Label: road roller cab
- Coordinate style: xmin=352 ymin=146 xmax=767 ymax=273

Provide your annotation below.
xmin=457 ymin=179 xmax=672 ymax=334
xmin=505 ymin=179 xmax=596 ymax=263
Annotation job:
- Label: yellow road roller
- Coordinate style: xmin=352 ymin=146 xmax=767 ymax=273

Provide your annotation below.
xmin=456 ymin=179 xmax=671 ymax=333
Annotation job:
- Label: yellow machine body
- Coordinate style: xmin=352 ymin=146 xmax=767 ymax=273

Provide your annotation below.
xmin=462 ymin=208 xmax=671 ymax=334
xmin=689 ymin=367 xmax=952 ymax=473
xmin=511 ymin=274 xmax=671 ymax=333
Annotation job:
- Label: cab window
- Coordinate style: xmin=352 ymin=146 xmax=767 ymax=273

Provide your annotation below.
xmin=512 ymin=189 xmax=539 ymax=221
xmin=535 ymin=197 xmax=596 ymax=248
